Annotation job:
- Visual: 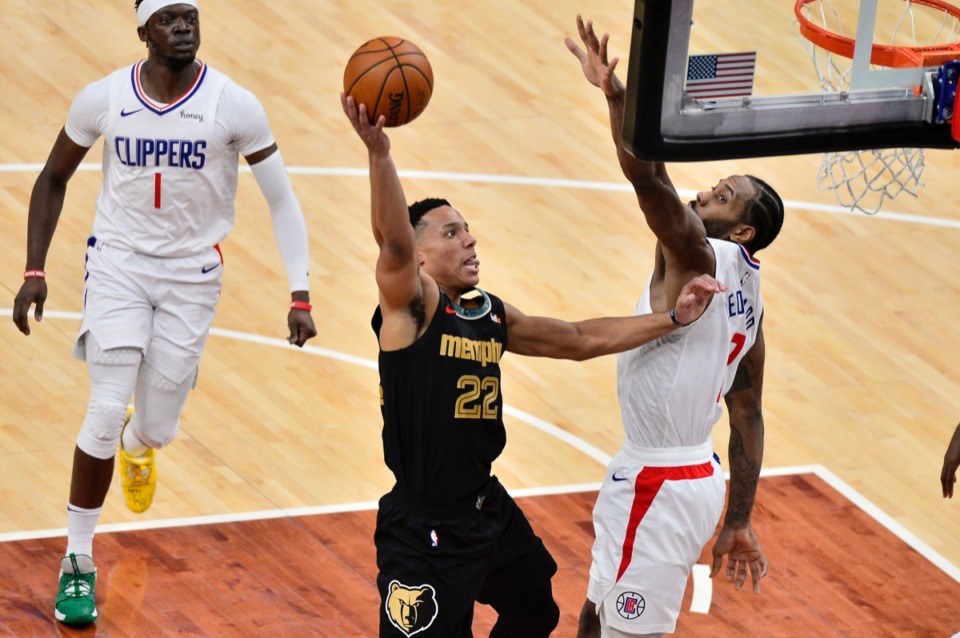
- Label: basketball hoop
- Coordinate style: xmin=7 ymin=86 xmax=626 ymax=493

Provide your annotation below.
xmin=795 ymin=0 xmax=960 ymax=213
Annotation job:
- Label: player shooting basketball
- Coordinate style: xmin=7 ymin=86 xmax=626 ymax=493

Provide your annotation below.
xmin=566 ymin=15 xmax=785 ymax=638
xmin=340 ymin=84 xmax=728 ymax=636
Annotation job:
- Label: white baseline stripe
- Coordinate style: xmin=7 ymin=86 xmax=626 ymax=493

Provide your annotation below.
xmin=9 ymin=464 xmax=956 ymax=591
xmin=0 ymin=501 xmax=380 ymax=543
xmin=2 ymin=162 xmax=960 ymax=227
xmin=0 ymin=470 xmax=816 ymax=543
xmin=812 ymin=465 xmax=960 ymax=584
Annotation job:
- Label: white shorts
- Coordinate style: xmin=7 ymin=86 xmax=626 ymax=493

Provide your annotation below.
xmin=587 ymin=438 xmax=725 ymax=635
xmin=73 ymin=237 xmax=223 ymax=385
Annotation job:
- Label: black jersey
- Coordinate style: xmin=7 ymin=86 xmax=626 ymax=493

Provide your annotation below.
xmin=372 ymin=288 xmax=508 ymax=502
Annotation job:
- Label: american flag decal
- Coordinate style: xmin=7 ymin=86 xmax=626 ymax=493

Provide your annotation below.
xmin=685 ymin=52 xmax=757 ymax=99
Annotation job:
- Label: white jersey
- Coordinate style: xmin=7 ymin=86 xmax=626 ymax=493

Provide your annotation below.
xmin=65 ymin=59 xmax=275 ymax=257
xmin=617 ymin=238 xmax=763 ymax=448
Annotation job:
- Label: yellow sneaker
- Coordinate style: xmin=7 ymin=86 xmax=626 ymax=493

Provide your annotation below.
xmin=117 ymin=408 xmax=156 ymax=513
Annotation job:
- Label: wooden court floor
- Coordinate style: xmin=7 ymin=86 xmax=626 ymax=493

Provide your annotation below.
xmin=3 ymin=473 xmax=958 ymax=636
xmin=2 ymin=0 xmax=960 ymax=635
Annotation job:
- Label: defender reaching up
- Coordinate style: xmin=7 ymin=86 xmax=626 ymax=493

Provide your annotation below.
xmin=567 ymin=15 xmax=784 ymax=638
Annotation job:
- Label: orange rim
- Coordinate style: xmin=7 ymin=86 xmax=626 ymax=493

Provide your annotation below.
xmin=795 ymin=0 xmax=960 ymax=67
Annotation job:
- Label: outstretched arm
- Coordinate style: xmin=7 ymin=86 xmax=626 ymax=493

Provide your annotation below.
xmin=942 ymin=423 xmax=960 ymax=498
xmin=712 ymin=319 xmax=768 ymax=593
xmin=565 ymin=15 xmax=714 ymax=302
xmin=505 ymin=274 xmax=725 ymax=359
xmin=13 ymin=128 xmax=89 ymax=336
xmin=565 ymin=16 xmax=704 ymax=251
xmin=341 ymin=93 xmax=436 ymax=349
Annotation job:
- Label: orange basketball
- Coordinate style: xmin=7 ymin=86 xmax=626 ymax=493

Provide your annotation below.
xmin=343 ymin=37 xmax=434 ymax=127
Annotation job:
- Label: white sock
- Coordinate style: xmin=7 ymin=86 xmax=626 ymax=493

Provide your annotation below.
xmin=60 ymin=553 xmax=96 ymax=575
xmin=66 ymin=504 xmax=101 ymax=561
xmin=122 ymin=413 xmax=148 ymax=457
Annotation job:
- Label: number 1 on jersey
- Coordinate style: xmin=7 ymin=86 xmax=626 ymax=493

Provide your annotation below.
xmin=154 ymin=172 xmax=162 ymax=208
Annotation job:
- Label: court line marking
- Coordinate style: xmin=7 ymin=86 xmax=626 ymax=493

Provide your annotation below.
xmin=690 ymin=564 xmax=713 ymax=614
xmin=1 ymin=312 xmax=957 ymax=586
xmin=1 ymin=464 xmax=956 ymax=588
xmin=2 ymin=162 xmax=960 ymax=227
xmin=2 ymin=166 xmax=958 ymax=588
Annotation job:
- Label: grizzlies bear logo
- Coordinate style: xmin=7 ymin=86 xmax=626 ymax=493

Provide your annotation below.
xmin=385 ymin=580 xmax=438 ymax=636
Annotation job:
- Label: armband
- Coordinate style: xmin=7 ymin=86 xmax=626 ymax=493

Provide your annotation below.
xmin=670 ymin=307 xmax=692 ymax=327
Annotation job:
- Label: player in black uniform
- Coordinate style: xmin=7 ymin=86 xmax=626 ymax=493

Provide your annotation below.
xmin=342 ymin=94 xmax=726 ymax=637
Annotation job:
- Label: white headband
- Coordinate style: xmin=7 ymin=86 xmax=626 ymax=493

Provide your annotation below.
xmin=137 ymin=0 xmax=199 ymax=27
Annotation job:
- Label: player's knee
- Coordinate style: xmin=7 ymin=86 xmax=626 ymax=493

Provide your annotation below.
xmin=493 ymin=599 xmax=559 ymax=638
xmin=492 ymin=550 xmax=559 ymax=636
xmin=531 ymin=598 xmax=561 ymax=635
xmin=77 ymin=401 xmax=129 ymax=459
xmin=528 ymin=552 xmax=561 ymax=634
xmin=133 ymin=363 xmax=188 ymax=449
xmin=132 ymin=413 xmax=180 ymax=449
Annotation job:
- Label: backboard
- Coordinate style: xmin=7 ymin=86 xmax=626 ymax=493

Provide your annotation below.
xmin=621 ymin=0 xmax=960 ymax=162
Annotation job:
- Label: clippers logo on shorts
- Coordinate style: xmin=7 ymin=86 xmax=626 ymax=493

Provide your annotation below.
xmin=616 ymin=591 xmax=646 ymax=620
xmin=385 ymin=580 xmax=438 ymax=636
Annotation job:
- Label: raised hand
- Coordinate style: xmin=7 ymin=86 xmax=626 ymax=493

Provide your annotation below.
xmin=564 ymin=14 xmax=624 ymax=98
xmin=341 ymin=92 xmax=390 ymax=155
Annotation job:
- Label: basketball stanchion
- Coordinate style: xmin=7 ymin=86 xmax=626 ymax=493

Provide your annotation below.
xmin=795 ymin=0 xmax=960 ymax=213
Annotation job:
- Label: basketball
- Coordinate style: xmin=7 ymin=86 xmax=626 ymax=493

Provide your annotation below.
xmin=343 ymin=37 xmax=434 ymax=127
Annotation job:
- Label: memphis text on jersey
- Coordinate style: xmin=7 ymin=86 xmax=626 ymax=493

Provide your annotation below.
xmin=439 ymin=334 xmax=503 ymax=367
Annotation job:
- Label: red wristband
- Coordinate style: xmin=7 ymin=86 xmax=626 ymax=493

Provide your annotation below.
xmin=24 ymin=270 xmax=46 ymax=279
xmin=290 ymin=301 xmax=312 ymax=312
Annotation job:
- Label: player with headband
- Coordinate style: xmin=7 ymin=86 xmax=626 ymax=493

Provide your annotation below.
xmin=137 ymin=0 xmax=198 ymax=26
xmin=12 ymin=0 xmax=316 ymax=625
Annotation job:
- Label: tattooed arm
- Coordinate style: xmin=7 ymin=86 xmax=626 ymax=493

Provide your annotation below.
xmin=711 ymin=317 xmax=769 ymax=593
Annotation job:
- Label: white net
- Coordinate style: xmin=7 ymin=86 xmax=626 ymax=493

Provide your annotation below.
xmin=796 ymin=0 xmax=960 ymax=213
xmin=815 ymin=147 xmax=925 ymax=214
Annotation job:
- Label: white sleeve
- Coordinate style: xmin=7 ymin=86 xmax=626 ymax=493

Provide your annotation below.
xmin=64 ymin=76 xmax=111 ymax=148
xmin=220 ymin=82 xmax=276 ymax=157
xmin=250 ymin=151 xmax=311 ymax=292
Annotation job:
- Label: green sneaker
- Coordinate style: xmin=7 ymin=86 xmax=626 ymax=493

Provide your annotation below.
xmin=55 ymin=553 xmax=97 ymax=625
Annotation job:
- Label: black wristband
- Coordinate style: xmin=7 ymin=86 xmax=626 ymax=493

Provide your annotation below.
xmin=670 ymin=307 xmax=692 ymax=327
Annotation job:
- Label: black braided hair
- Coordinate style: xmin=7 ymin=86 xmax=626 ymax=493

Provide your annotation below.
xmin=743 ymin=176 xmax=784 ymax=254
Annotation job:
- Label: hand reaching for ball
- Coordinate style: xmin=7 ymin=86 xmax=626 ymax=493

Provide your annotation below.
xmin=343 ymin=37 xmax=433 ymax=127
xmin=341 ymin=93 xmax=390 ymax=155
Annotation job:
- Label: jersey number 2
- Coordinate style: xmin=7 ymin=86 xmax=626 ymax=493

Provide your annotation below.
xmin=455 ymin=375 xmax=500 ymax=419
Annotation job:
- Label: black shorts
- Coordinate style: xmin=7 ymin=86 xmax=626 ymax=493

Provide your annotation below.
xmin=376 ymin=476 xmax=559 ymax=637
